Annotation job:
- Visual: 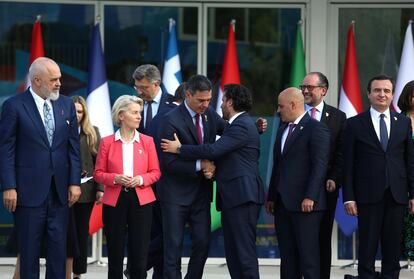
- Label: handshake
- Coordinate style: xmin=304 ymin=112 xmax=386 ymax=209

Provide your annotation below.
xmin=201 ymin=159 xmax=215 ymax=179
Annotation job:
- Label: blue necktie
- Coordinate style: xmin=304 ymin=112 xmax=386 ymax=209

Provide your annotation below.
xmin=379 ymin=114 xmax=388 ymax=151
xmin=43 ymin=102 xmax=54 ymax=146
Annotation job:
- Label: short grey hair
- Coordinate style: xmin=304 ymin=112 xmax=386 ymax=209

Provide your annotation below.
xmin=112 ymin=95 xmax=144 ymax=127
xmin=132 ymin=64 xmax=161 ymax=84
xmin=28 ymin=57 xmax=59 ymax=82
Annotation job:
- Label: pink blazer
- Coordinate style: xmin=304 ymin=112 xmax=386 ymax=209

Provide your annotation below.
xmin=94 ymin=133 xmax=161 ymax=207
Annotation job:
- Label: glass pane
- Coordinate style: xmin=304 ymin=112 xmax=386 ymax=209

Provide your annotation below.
xmin=104 ymin=5 xmax=198 ymax=93
xmin=207 ymin=7 xmax=301 ymax=259
xmin=338 ymin=8 xmax=414 ymax=108
xmin=0 ymin=1 xmax=94 ymax=257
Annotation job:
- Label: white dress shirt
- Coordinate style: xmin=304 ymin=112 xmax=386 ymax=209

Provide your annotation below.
xmin=228 ymin=111 xmax=245 ymax=124
xmin=143 ymin=88 xmax=162 ymax=128
xmin=184 ymin=100 xmax=204 ymax=171
xmin=114 ymin=130 xmax=143 ymax=185
xmin=370 ymin=107 xmax=391 ymax=141
xmin=305 ymin=101 xmax=324 ymax=122
xmin=30 ymin=87 xmax=55 ymax=128
xmin=281 ymin=111 xmax=307 ymax=152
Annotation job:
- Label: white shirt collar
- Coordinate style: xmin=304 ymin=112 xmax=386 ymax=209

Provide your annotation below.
xmin=228 ymin=111 xmax=245 ymax=124
xmin=305 ymin=101 xmax=324 ymax=114
xmin=115 ymin=129 xmax=140 ymax=143
xmin=184 ymin=100 xmax=198 ymax=118
xmin=292 ymin=111 xmax=307 ymax=125
xmin=370 ymin=107 xmax=390 ymax=119
xmin=152 ymin=88 xmax=162 ymax=104
xmin=30 ymin=87 xmax=51 ymax=106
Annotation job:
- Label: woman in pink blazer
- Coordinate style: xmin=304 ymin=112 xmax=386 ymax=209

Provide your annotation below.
xmin=94 ymin=95 xmax=161 ymax=279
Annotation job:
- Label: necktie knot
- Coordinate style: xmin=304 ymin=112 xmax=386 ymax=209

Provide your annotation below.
xmin=311 ymin=107 xmax=317 ymax=119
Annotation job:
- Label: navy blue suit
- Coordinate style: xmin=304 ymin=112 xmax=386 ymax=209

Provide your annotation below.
xmin=343 ymin=110 xmax=414 ymax=279
xmin=157 ymin=103 xmax=225 ymax=279
xmin=268 ymin=113 xmax=329 ymax=279
xmin=178 ymin=112 xmax=265 ymax=278
xmin=0 ymin=90 xmax=81 ymax=279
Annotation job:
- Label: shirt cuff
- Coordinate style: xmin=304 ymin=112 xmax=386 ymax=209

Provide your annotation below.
xmin=196 ymin=160 xmax=201 ymax=172
xmin=343 ymin=201 xmax=355 ymax=205
xmin=138 ymin=175 xmax=143 ymax=186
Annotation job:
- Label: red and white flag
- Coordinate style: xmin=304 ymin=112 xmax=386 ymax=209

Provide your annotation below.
xmin=393 ymin=20 xmax=414 ymax=112
xmin=338 ymin=23 xmax=363 ymax=118
xmin=216 ymin=20 xmax=240 ymax=116
xmin=17 ymin=15 xmax=44 ymax=92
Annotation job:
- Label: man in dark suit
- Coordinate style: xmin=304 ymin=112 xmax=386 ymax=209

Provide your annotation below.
xmin=130 ymin=64 xmax=175 ymax=278
xmin=157 ymin=75 xmax=226 ymax=279
xmin=0 ymin=57 xmax=81 ymax=278
xmin=266 ymin=87 xmax=330 ymax=279
xmin=343 ymin=75 xmax=414 ymax=279
xmin=132 ymin=64 xmax=175 ymax=136
xmin=160 ymin=84 xmax=265 ymax=278
xmin=300 ymin=72 xmax=346 ymax=279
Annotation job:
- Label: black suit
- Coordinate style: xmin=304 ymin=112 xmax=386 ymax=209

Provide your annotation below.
xmin=343 ymin=110 xmax=414 ymax=279
xmin=268 ymin=113 xmax=330 ymax=279
xmin=157 ymin=103 xmax=226 ymax=279
xmin=318 ymin=103 xmax=346 ymax=279
xmin=178 ymin=112 xmax=265 ymax=278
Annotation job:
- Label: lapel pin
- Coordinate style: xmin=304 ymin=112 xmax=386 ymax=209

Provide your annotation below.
xmin=394 ymin=116 xmax=397 ymax=121
xmin=326 ymin=112 xmax=329 ymax=117
xmin=300 ymin=126 xmax=304 ymax=130
xmin=204 ymin=115 xmax=208 ymax=122
xmin=66 ymin=120 xmax=70 ymax=125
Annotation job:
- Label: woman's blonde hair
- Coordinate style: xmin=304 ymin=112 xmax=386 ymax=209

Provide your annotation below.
xmin=111 ymin=95 xmax=143 ymax=127
xmin=72 ymin=96 xmax=99 ymax=155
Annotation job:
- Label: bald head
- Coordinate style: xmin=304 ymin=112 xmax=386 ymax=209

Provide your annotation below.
xmin=29 ymin=57 xmax=61 ymax=100
xmin=277 ymin=87 xmax=305 ymax=123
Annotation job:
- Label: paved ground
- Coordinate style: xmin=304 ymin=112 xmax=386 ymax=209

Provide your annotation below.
xmin=0 ymin=264 xmax=413 ymax=278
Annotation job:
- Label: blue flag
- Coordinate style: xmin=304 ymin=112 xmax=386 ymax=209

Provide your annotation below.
xmin=335 ymin=188 xmax=358 ymax=236
xmin=162 ymin=18 xmax=182 ymax=95
xmin=86 ymin=23 xmax=113 ymax=137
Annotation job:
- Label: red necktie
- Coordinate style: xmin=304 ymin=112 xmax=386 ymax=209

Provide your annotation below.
xmin=311 ymin=107 xmax=317 ymax=119
xmin=195 ymin=114 xmax=203 ymax=144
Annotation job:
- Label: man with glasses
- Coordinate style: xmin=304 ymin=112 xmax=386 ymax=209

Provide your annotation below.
xmin=343 ymin=75 xmax=414 ymax=279
xmin=300 ymin=72 xmax=346 ymax=279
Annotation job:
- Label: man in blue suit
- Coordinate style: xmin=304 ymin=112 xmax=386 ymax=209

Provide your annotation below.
xmin=0 ymin=57 xmax=81 ymax=279
xmin=157 ymin=75 xmax=225 ymax=279
xmin=343 ymin=75 xmax=414 ymax=279
xmin=266 ymin=87 xmax=330 ymax=279
xmin=160 ymin=84 xmax=265 ymax=278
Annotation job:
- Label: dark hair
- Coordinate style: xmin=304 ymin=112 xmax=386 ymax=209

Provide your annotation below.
xmin=174 ymin=82 xmax=187 ymax=103
xmin=132 ymin=64 xmax=161 ymax=83
xmin=397 ymin=80 xmax=414 ymax=113
xmin=367 ymin=74 xmax=395 ymax=93
xmin=308 ymin=71 xmax=329 ymax=90
xmin=223 ymin=84 xmax=252 ymax=112
xmin=186 ymin=75 xmax=212 ymax=96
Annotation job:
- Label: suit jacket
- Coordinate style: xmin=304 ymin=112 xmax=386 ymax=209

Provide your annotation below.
xmin=93 ymin=133 xmax=161 ymax=207
xmin=139 ymin=90 xmax=174 ymax=136
xmin=343 ymin=110 xmax=414 ymax=204
xmin=320 ymin=103 xmax=346 ymax=196
xmin=156 ymin=103 xmax=226 ymax=206
xmin=178 ymin=112 xmax=265 ymax=209
xmin=78 ymin=126 xmax=104 ymax=203
xmin=268 ymin=113 xmax=330 ymax=211
xmin=0 ymin=90 xmax=81 ymax=206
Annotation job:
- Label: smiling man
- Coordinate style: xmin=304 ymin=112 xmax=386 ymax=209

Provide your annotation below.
xmin=343 ymin=74 xmax=414 ymax=279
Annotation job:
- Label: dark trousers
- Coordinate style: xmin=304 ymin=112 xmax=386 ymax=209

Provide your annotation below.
xmin=222 ymin=202 xmax=260 ymax=279
xmin=274 ymin=198 xmax=323 ymax=279
xmin=72 ymin=201 xmax=94 ymax=274
xmin=357 ymin=190 xmax=405 ymax=279
xmin=15 ymin=182 xmax=69 ymax=279
xmin=319 ymin=194 xmax=338 ymax=279
xmin=161 ymin=199 xmax=211 ymax=279
xmin=103 ymin=190 xmax=153 ymax=279
xmin=146 ymin=200 xmax=164 ymax=278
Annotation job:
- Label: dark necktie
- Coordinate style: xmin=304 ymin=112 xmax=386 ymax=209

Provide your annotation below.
xmin=285 ymin=123 xmax=296 ymax=144
xmin=43 ymin=102 xmax=54 ymax=146
xmin=145 ymin=100 xmax=153 ymax=129
xmin=379 ymin=114 xmax=388 ymax=151
xmin=195 ymin=114 xmax=203 ymax=144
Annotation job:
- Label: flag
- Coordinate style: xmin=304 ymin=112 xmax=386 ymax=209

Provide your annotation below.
xmin=290 ymin=21 xmax=306 ymax=88
xmin=381 ymin=29 xmax=398 ymax=78
xmin=216 ymin=20 xmax=240 ymax=116
xmin=393 ymin=20 xmax=414 ymax=112
xmin=17 ymin=15 xmax=44 ymax=92
xmin=87 ymin=23 xmax=114 ymax=235
xmin=338 ymin=23 xmax=363 ymax=118
xmin=336 ymin=22 xmax=361 ymax=236
xmin=162 ymin=18 xmax=182 ymax=95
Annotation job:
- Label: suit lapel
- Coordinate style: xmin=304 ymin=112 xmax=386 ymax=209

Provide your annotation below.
xmin=179 ymin=104 xmax=199 ymax=144
xmin=51 ymin=99 xmax=64 ymax=147
xmin=282 ymin=114 xmax=310 ymax=156
xmin=320 ymin=103 xmax=331 ymax=124
xmin=361 ymin=110 xmax=383 ymax=151
xmin=201 ymin=112 xmax=209 ymax=144
xmin=275 ymin=122 xmax=286 ymax=158
xmin=388 ymin=112 xmax=399 ymax=148
xmin=21 ymin=90 xmax=49 ymax=146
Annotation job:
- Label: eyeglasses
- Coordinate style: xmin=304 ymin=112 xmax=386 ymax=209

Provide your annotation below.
xmin=299 ymin=85 xmax=323 ymax=92
xmin=134 ymin=85 xmax=150 ymax=92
